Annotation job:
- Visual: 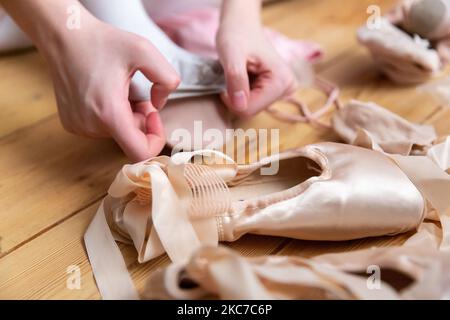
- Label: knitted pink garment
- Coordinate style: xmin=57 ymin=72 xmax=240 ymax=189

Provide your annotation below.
xmin=155 ymin=6 xmax=323 ymax=64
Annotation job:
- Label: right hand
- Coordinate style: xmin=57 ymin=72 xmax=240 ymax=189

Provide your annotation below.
xmin=43 ymin=17 xmax=180 ymax=161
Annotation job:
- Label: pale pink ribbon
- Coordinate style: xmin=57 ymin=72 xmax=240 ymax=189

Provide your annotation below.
xmin=84 ymin=150 xmax=234 ymax=299
xmin=266 ymin=78 xmax=342 ymax=128
xmin=353 ymin=129 xmax=450 ymax=251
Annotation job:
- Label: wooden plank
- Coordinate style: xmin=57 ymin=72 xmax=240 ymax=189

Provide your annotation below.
xmin=262 ymin=0 xmax=397 ymax=67
xmin=0 ymin=117 xmax=127 ymax=255
xmin=0 ymin=50 xmax=56 ymax=137
xmin=425 ymin=107 xmax=450 ymax=135
xmin=0 ymin=204 xmax=99 ymax=299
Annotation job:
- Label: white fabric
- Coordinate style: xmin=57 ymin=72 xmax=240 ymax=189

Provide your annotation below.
xmin=79 ymin=0 xmax=225 ymax=101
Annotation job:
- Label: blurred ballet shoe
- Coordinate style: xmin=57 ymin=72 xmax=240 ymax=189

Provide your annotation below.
xmin=357 ymin=18 xmax=441 ymax=84
xmin=144 ymin=244 xmax=450 ymax=300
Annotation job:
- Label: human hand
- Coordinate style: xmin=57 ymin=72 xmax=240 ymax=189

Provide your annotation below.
xmin=42 ymin=16 xmax=180 ymax=161
xmin=216 ymin=0 xmax=297 ymax=117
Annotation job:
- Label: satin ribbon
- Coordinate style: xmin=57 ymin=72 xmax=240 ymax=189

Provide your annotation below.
xmin=390 ymin=154 xmax=450 ymax=250
xmin=85 ymin=163 xmax=203 ymax=299
xmin=266 ymin=77 xmax=341 ymax=128
xmin=353 ymin=129 xmax=450 ymax=250
xmin=84 ymin=200 xmax=139 ymax=300
xmin=84 ymin=150 xmax=234 ymax=299
xmin=84 ymin=164 xmax=195 ymax=299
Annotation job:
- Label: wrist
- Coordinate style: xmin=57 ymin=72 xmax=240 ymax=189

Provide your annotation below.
xmin=219 ymin=0 xmax=262 ymax=30
xmin=39 ymin=13 xmax=100 ymax=60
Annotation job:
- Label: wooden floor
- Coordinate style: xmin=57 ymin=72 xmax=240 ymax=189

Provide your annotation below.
xmin=1 ymin=0 xmax=449 ymax=299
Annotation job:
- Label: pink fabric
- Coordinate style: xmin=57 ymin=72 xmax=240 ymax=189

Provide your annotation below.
xmin=267 ymin=78 xmax=341 ymax=128
xmin=155 ymin=6 xmax=323 ymax=64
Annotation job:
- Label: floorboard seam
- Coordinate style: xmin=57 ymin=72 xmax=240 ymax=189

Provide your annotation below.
xmin=0 ymin=194 xmax=105 ymax=260
xmin=0 ymin=113 xmax=57 ymax=142
xmin=422 ymin=105 xmax=444 ymax=124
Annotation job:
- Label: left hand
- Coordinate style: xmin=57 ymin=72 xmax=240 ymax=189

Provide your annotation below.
xmin=216 ymin=13 xmax=297 ymax=117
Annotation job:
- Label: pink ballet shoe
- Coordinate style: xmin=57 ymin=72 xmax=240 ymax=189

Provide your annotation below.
xmin=85 ymin=141 xmax=436 ymax=299
xmin=357 ymin=18 xmax=441 ymax=84
xmin=267 ymin=93 xmax=438 ymax=157
xmin=332 ymin=100 xmax=437 ymax=155
xmin=389 ymin=0 xmax=450 ymax=64
xmin=144 ymin=244 xmax=450 ymax=300
xmin=389 ymin=0 xmax=450 ymax=41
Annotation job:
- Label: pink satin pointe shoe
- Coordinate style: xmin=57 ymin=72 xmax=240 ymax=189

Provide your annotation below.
xmin=85 ymin=141 xmax=429 ymax=299
xmin=144 ymin=244 xmax=450 ymax=300
xmin=388 ymin=0 xmax=450 ymax=64
xmin=357 ymin=17 xmax=441 ymax=84
xmin=389 ymin=0 xmax=450 ymax=40
xmin=332 ymin=100 xmax=438 ymax=155
xmin=267 ymin=92 xmax=440 ymax=157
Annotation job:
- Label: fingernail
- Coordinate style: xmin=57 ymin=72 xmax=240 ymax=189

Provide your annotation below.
xmin=232 ymin=91 xmax=247 ymax=111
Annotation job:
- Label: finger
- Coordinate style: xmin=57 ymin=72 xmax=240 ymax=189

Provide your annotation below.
xmin=109 ymin=100 xmax=165 ymax=162
xmin=133 ymin=100 xmax=156 ymax=117
xmin=146 ymin=111 xmax=165 ymax=144
xmin=246 ymin=77 xmax=290 ymax=116
xmin=132 ymin=110 xmax=165 ymax=156
xmin=220 ymin=46 xmax=250 ymax=113
xmin=132 ymin=101 xmax=155 ymax=133
xmin=133 ymin=112 xmax=146 ymax=132
xmin=244 ymin=63 xmax=297 ymax=116
xmin=144 ymin=111 xmax=166 ymax=157
xmin=220 ymin=91 xmax=234 ymax=112
xmin=131 ymin=37 xmax=180 ymax=109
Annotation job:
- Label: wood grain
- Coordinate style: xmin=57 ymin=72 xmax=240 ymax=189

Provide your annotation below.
xmin=0 ymin=0 xmax=448 ymax=299
xmin=0 ymin=51 xmax=55 ymax=137
xmin=0 ymin=118 xmax=127 ymax=255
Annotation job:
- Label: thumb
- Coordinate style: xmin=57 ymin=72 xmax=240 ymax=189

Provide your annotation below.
xmin=220 ymin=47 xmax=250 ymax=113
